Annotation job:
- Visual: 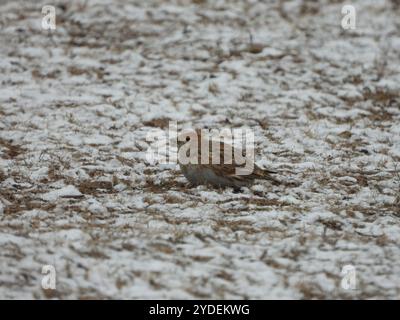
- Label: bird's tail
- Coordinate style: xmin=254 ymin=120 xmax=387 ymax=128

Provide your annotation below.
xmin=256 ymin=168 xmax=281 ymax=185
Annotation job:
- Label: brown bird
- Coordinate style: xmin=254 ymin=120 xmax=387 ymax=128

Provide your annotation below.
xmin=176 ymin=129 xmax=279 ymax=189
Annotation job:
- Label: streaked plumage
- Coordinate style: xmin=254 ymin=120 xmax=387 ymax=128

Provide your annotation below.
xmin=177 ymin=129 xmax=279 ymax=189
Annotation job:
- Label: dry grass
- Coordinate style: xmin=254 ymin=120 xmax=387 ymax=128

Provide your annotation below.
xmin=0 ymin=138 xmax=25 ymax=159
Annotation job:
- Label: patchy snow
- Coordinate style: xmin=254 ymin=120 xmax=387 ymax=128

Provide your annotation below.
xmin=0 ymin=0 xmax=400 ymax=299
xmin=41 ymin=185 xmax=83 ymax=202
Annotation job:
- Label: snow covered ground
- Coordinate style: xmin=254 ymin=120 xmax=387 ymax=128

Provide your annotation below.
xmin=0 ymin=0 xmax=400 ymax=299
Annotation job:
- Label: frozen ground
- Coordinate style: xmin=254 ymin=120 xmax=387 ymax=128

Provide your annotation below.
xmin=0 ymin=0 xmax=400 ymax=299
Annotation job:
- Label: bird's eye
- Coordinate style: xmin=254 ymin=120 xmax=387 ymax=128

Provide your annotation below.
xmin=186 ymin=136 xmax=190 ymax=141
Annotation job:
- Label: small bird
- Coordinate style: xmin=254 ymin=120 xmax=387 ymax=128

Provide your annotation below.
xmin=176 ymin=129 xmax=279 ymax=189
